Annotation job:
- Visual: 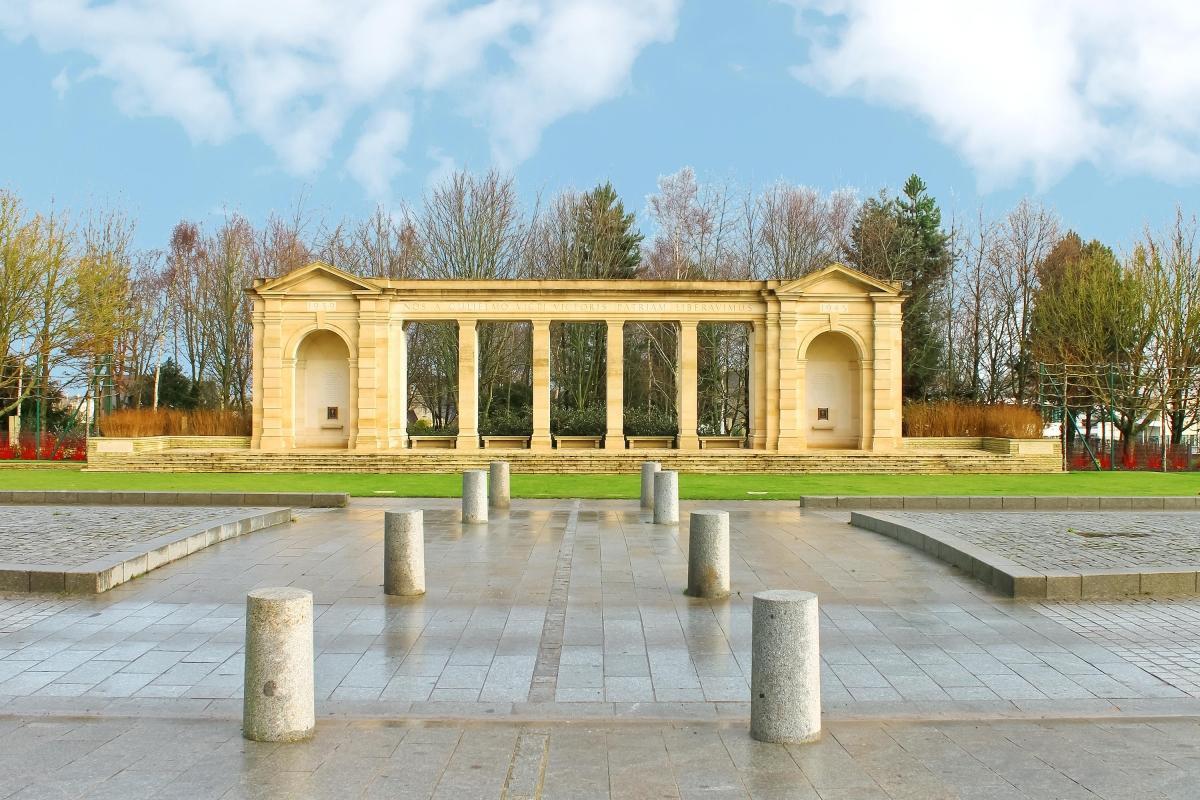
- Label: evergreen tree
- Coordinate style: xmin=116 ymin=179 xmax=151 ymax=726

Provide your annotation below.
xmin=844 ymin=175 xmax=952 ymax=399
xmin=570 ymin=182 xmax=643 ymax=278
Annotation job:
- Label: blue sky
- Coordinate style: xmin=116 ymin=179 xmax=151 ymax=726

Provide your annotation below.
xmin=2 ymin=0 xmax=1198 ymax=251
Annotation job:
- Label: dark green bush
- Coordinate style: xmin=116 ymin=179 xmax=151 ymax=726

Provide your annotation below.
xmin=551 ymin=405 xmax=605 ymax=435
xmin=480 ymin=407 xmax=532 ymax=435
xmin=409 ymin=419 xmax=457 ymax=436
xmin=623 ymin=406 xmax=678 ymax=436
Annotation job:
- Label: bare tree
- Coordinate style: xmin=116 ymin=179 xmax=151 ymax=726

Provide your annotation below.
xmin=755 ymin=183 xmax=857 ymax=279
xmin=417 ymin=170 xmax=527 ymax=279
xmin=991 ymin=200 xmax=1060 ymax=403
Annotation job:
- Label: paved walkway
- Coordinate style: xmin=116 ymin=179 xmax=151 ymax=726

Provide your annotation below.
xmin=3 ymin=499 xmax=1200 ymax=797
xmin=4 ymin=714 xmax=1200 ymax=800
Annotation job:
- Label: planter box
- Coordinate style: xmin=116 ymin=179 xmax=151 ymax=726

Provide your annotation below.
xmin=482 ymin=435 xmax=531 ymax=450
xmin=625 ymin=435 xmax=675 ymax=449
xmin=554 ymin=435 xmax=603 ymax=450
xmin=408 ymin=435 xmax=457 ymax=450
xmin=699 ymin=436 xmax=746 ymax=450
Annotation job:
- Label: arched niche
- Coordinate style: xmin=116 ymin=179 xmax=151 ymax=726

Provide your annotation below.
xmin=803 ymin=331 xmax=862 ymax=449
xmin=294 ymin=330 xmax=354 ymax=448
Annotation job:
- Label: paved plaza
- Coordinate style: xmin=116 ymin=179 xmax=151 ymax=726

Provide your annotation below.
xmin=2 ymin=499 xmax=1200 ymax=797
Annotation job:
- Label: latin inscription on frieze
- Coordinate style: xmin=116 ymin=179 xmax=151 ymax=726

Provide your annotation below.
xmin=389 ymin=300 xmax=760 ymax=315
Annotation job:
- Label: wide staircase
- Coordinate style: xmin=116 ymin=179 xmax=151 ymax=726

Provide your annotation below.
xmin=86 ymin=445 xmax=1062 ymax=474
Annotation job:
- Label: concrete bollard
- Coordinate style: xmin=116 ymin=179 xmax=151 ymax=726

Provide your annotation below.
xmin=462 ymin=470 xmax=488 ymax=523
xmin=750 ymin=590 xmax=821 ymax=744
xmin=640 ymin=461 xmax=661 ymax=510
xmin=685 ymin=510 xmax=730 ymax=598
xmin=489 ymin=461 xmax=511 ymax=509
xmin=384 ymin=510 xmax=425 ymax=596
xmin=652 ymin=470 xmax=679 ymax=524
xmin=243 ymin=587 xmax=315 ymax=743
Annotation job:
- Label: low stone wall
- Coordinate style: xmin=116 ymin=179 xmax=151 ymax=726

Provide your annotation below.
xmin=88 ymin=436 xmax=251 ymax=455
xmin=903 ymin=436 xmax=1060 ymax=456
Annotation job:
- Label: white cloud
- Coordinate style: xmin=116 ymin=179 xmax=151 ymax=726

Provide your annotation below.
xmin=485 ymin=0 xmax=680 ymax=166
xmin=348 ymin=109 xmax=412 ymax=200
xmin=1 ymin=0 xmax=678 ymax=194
xmin=50 ymin=67 xmax=69 ymax=98
xmin=782 ymin=0 xmax=1200 ymax=187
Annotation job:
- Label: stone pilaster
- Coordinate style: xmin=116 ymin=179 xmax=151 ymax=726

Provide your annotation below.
xmin=260 ymin=299 xmax=286 ymax=450
xmin=871 ymin=295 xmax=903 ymax=450
xmin=776 ymin=302 xmax=801 ymax=452
xmin=353 ymin=298 xmax=385 ymax=450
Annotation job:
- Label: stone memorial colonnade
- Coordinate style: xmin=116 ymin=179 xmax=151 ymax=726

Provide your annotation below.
xmin=249 ymin=261 xmax=904 ymax=452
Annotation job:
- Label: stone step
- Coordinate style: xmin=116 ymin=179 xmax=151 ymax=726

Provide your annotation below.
xmin=85 ymin=447 xmax=1062 ymax=474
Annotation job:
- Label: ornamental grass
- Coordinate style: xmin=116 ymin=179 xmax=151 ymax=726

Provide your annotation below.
xmin=98 ymin=408 xmax=251 ymax=437
xmin=903 ymin=401 xmax=1042 ymax=439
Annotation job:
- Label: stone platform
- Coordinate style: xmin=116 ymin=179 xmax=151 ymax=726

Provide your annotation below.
xmin=852 ymin=510 xmax=1200 ymax=599
xmin=0 ymin=505 xmax=291 ymax=594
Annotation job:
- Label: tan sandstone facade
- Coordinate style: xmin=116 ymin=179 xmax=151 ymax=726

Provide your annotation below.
xmin=248 ymin=262 xmax=904 ymax=453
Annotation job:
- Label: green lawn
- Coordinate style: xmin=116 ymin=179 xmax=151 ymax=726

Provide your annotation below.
xmin=0 ymin=468 xmax=1196 ymax=498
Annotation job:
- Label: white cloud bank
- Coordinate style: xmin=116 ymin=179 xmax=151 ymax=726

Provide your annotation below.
xmin=783 ymin=0 xmax=1200 ymax=187
xmin=1 ymin=0 xmax=678 ymax=197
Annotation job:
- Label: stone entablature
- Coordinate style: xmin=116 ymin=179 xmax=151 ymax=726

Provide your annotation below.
xmin=248 ymin=261 xmax=904 ymax=453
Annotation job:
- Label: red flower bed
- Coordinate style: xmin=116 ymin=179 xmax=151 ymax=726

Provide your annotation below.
xmin=0 ymin=433 xmax=87 ymax=462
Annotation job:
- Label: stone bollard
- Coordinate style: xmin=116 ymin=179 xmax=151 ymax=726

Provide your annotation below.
xmin=384 ymin=510 xmax=425 ymax=596
xmin=640 ymin=461 xmax=661 ymax=510
xmin=462 ymin=470 xmax=488 ymax=523
xmin=489 ymin=461 xmax=511 ymax=509
xmin=652 ymin=470 xmax=679 ymax=524
xmin=750 ymin=590 xmax=821 ymax=744
xmin=243 ymin=587 xmax=315 ymax=743
xmin=685 ymin=510 xmax=730 ymax=598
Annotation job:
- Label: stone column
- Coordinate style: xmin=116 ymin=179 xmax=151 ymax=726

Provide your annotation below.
xmin=750 ymin=590 xmax=821 ymax=744
xmin=456 ymin=319 xmax=480 ymax=450
xmin=750 ymin=321 xmax=768 ymax=450
xmin=677 ymin=321 xmax=699 ymax=450
xmin=531 ymin=320 xmax=552 ymax=450
xmin=462 ymin=470 xmax=488 ymax=523
xmin=605 ymin=321 xmax=624 ymax=450
xmin=652 ymin=470 xmax=679 ymax=524
xmin=764 ymin=303 xmax=780 ymax=451
xmin=243 ymin=587 xmax=315 ymax=742
xmin=686 ymin=510 xmax=730 ymax=598
xmin=387 ymin=321 xmax=408 ymax=449
xmin=489 ymin=461 xmax=511 ymax=509
xmin=384 ymin=510 xmax=425 ymax=596
xmin=640 ymin=461 xmax=661 ymax=509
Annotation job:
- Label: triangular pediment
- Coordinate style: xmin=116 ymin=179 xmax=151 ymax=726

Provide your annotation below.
xmin=778 ymin=263 xmax=901 ymax=296
xmin=254 ymin=261 xmax=380 ymax=295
